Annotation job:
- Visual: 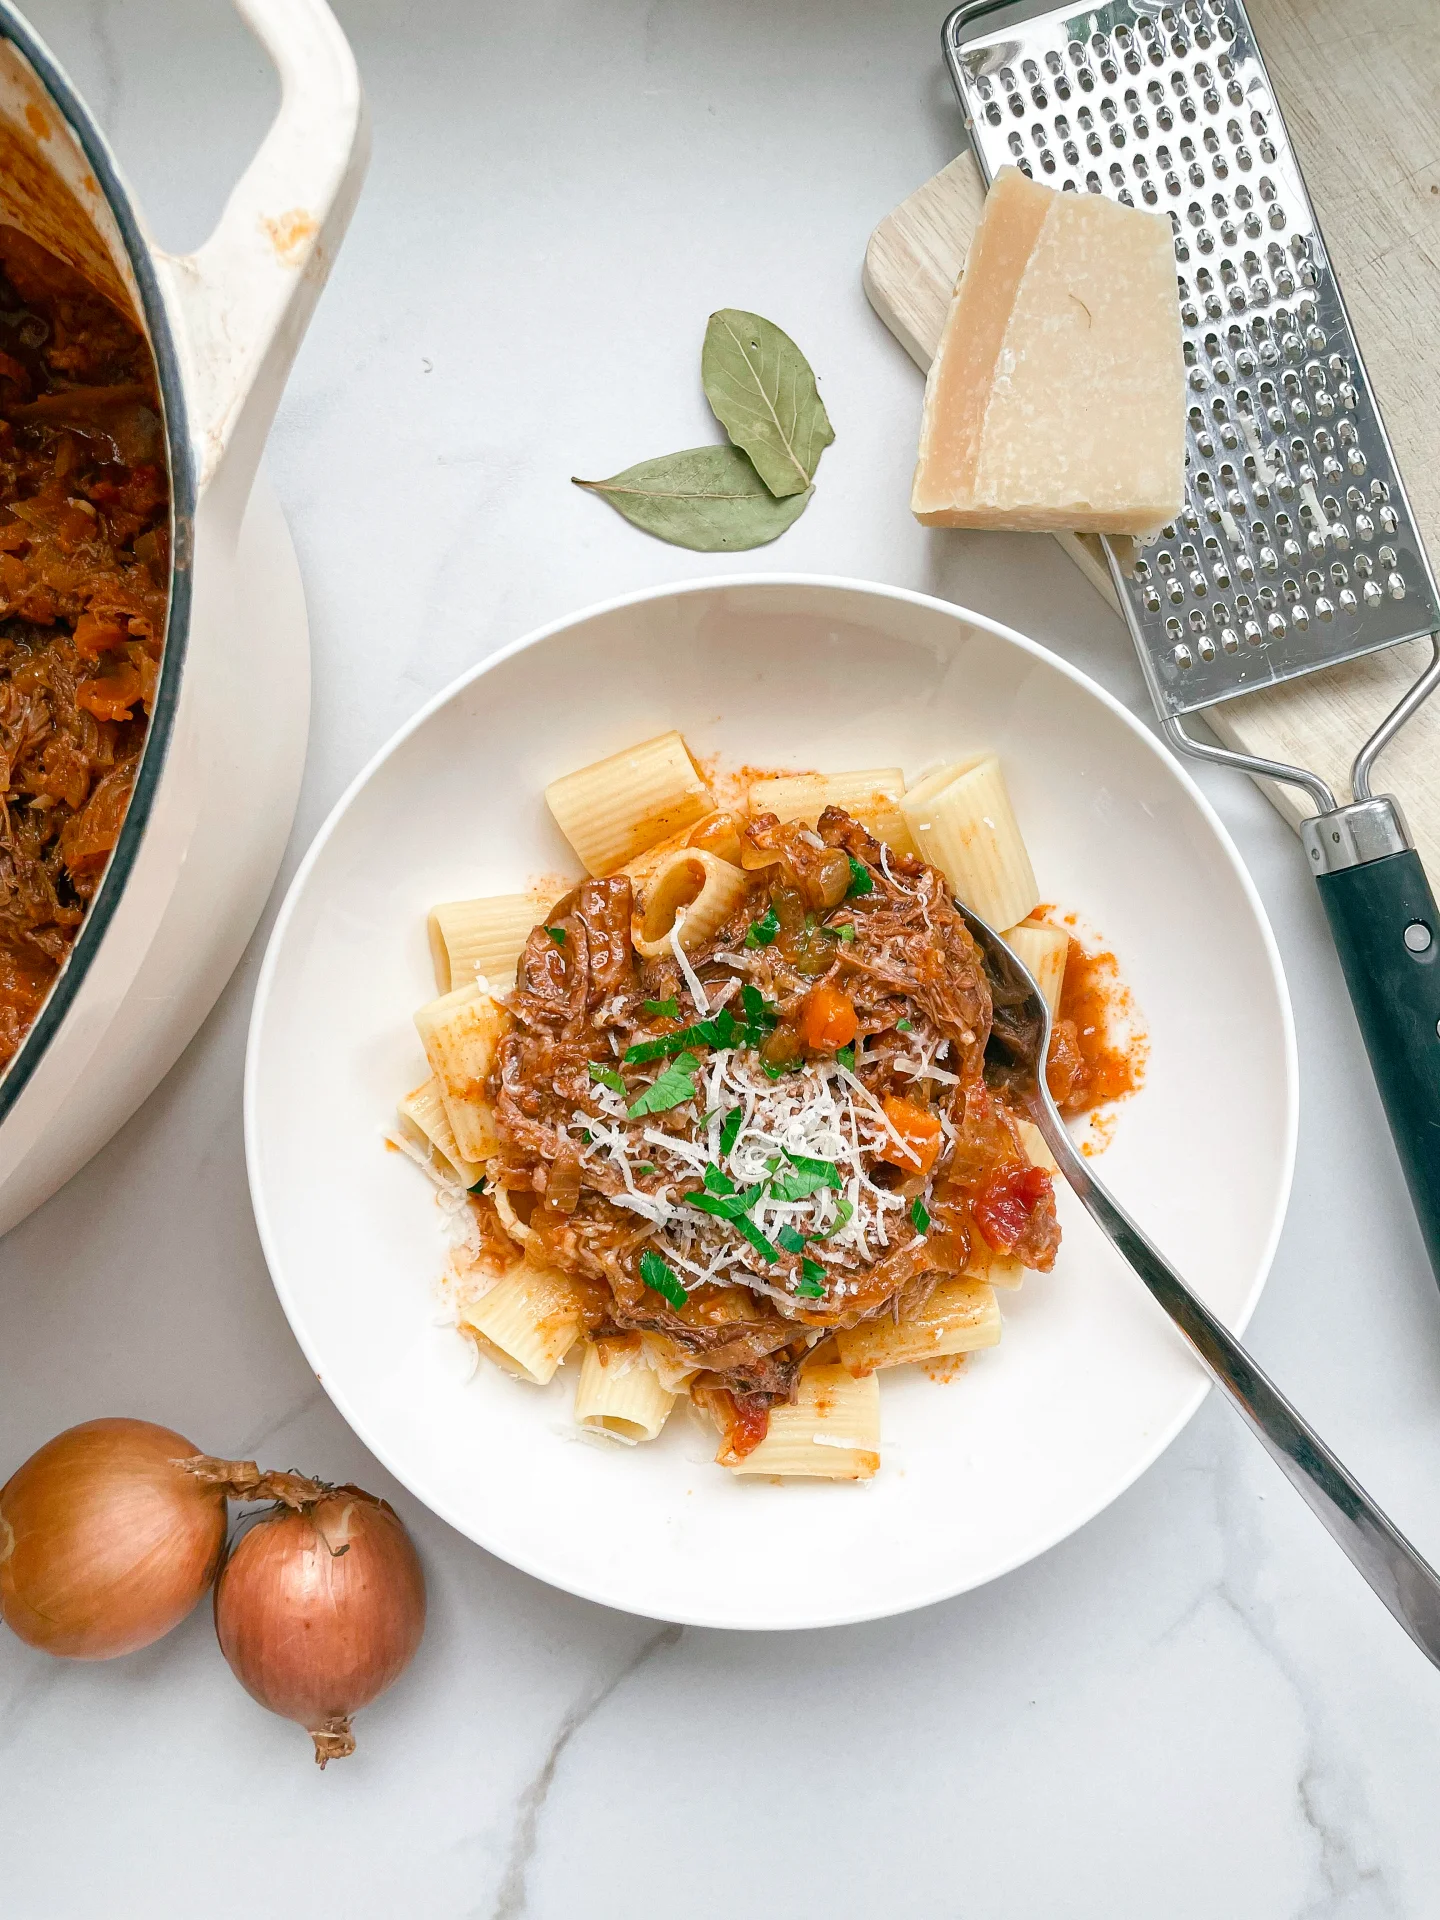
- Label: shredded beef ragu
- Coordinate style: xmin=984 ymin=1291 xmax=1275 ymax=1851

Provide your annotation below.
xmin=472 ymin=806 xmax=1067 ymax=1458
xmin=0 ymin=225 xmax=168 ymax=1066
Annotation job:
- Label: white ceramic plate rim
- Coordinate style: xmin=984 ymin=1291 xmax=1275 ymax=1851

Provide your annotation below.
xmin=245 ymin=573 xmax=1297 ymax=1630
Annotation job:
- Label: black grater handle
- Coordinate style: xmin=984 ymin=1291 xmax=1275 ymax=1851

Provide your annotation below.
xmin=1312 ymin=827 xmax=1440 ymax=1280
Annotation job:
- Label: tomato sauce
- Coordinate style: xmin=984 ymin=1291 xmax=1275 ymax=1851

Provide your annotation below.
xmin=1037 ymin=913 xmax=1148 ymax=1119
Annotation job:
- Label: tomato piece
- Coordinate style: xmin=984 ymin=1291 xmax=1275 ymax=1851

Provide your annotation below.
xmin=973 ymin=1163 xmax=1053 ymax=1253
xmin=702 ymin=1387 xmax=771 ymax=1464
xmin=798 ymin=982 xmax=858 ymax=1052
xmin=877 ymin=1095 xmax=943 ymax=1175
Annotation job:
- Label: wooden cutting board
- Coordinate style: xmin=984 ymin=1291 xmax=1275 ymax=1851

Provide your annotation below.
xmin=864 ymin=0 xmax=1440 ymax=860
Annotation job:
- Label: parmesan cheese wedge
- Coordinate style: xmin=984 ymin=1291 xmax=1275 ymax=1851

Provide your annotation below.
xmin=911 ymin=167 xmax=1185 ymax=535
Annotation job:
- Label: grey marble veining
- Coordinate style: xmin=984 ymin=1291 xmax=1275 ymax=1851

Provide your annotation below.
xmin=2 ymin=3 xmax=1440 ymax=1915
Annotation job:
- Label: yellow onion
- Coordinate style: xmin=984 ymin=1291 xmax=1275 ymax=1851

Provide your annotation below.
xmin=214 ymin=1485 xmax=426 ymax=1766
xmin=0 ymin=1418 xmax=229 ymax=1659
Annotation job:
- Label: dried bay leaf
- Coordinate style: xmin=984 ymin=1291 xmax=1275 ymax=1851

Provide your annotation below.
xmin=572 ymin=445 xmax=813 ymax=551
xmin=701 ymin=309 xmax=835 ymax=498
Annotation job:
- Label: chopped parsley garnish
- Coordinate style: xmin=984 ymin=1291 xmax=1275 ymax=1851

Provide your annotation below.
xmin=703 ymin=1162 xmax=736 ymax=1196
xmin=744 ymin=904 xmax=780 ymax=949
xmin=770 ymin=1155 xmax=840 ymax=1202
xmin=624 ymin=1007 xmax=741 ymax=1065
xmin=733 ymin=1215 xmax=778 ymax=1262
xmin=835 ymin=1042 xmax=856 ymax=1071
xmin=546 ymin=925 xmax=566 ymax=946
xmin=760 ymin=1057 xmax=798 ymax=1080
xmin=776 ymin=1224 xmax=807 ymax=1255
xmin=846 ymin=855 xmax=875 ymax=898
xmin=636 ymin=1163 xmax=657 ymax=1176
xmin=639 ymin=1248 xmax=687 ymax=1309
xmin=796 ymin=1260 xmax=827 ymax=1297
xmin=718 ymin=1107 xmax=743 ymax=1156
xmin=689 ymin=1179 xmax=765 ymax=1223
xmin=588 ymin=1062 xmax=626 ymax=1093
xmin=468 ymin=1176 xmax=487 ymax=1194
xmin=741 ymin=983 xmax=777 ymax=1030
xmin=628 ymin=1051 xmax=700 ymax=1116
xmin=580 ymin=1130 xmax=593 ymax=1144
xmin=813 ymin=1197 xmax=855 ymax=1239
xmin=821 ymin=921 xmax=856 ymax=941
xmin=643 ymin=996 xmax=681 ymax=1019
xmin=783 ymin=1149 xmax=843 ymax=1188
xmin=896 ymin=1018 xmax=913 ymax=1033
xmin=910 ymin=1196 xmax=931 ymax=1235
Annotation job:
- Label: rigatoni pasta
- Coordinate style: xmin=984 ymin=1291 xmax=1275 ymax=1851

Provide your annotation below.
xmin=836 ymin=1278 xmax=1001 ymax=1376
xmin=573 ymin=1339 xmax=677 ymax=1441
xmin=413 ymin=983 xmax=509 ymax=1163
xmin=1002 ymin=921 xmax=1069 ymax=1021
xmin=390 ymin=727 xmax=1141 ymax=1481
xmin=459 ymin=1262 xmax=585 ymax=1385
xmin=396 ymin=1077 xmax=486 ymax=1188
xmin=723 ymin=1365 xmax=881 ymax=1480
xmin=900 ymin=753 xmax=1039 ymax=930
xmin=429 ymin=891 xmax=559 ymax=995
xmin=631 ymin=848 xmax=751 ymax=958
xmin=545 ymin=730 xmax=713 ymax=876
xmin=748 ymin=769 xmax=918 ymax=856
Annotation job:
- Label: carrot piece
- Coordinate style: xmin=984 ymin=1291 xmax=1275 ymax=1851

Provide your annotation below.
xmin=877 ymin=1095 xmax=943 ymax=1175
xmin=76 ymin=663 xmax=143 ymax=721
xmin=798 ymin=982 xmax=858 ymax=1052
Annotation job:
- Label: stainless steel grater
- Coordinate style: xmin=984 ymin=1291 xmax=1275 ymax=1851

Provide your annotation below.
xmin=943 ymin=0 xmax=1440 ymax=1284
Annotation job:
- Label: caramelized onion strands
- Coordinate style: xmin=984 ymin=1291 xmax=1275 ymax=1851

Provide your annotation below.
xmin=214 ymin=1486 xmax=426 ymax=1767
xmin=0 ymin=1419 xmax=284 ymax=1660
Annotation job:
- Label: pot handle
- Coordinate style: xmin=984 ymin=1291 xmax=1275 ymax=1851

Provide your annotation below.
xmin=153 ymin=0 xmax=368 ymax=511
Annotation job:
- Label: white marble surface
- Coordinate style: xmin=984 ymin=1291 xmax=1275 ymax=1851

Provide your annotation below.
xmin=2 ymin=2 xmax=1439 ymax=1913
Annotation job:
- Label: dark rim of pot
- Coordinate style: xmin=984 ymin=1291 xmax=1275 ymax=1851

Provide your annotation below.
xmin=0 ymin=3 xmax=197 ymax=1132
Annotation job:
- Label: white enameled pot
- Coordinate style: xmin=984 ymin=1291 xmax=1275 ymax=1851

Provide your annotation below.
xmin=0 ymin=0 xmax=367 ymax=1234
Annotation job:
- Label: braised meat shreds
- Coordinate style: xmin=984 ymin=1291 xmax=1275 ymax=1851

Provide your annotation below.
xmin=475 ymin=809 xmax=1061 ymax=1444
xmin=0 ymin=226 xmax=169 ymax=1066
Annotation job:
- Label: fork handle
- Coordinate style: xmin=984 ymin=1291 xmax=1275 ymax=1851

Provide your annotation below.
xmin=1302 ymin=801 xmax=1440 ymax=1281
xmin=1036 ymin=1115 xmax=1440 ymax=1669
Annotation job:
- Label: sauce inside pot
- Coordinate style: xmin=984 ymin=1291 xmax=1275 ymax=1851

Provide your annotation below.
xmin=0 ymin=224 xmax=169 ymax=1067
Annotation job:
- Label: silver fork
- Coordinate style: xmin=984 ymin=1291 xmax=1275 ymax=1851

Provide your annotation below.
xmin=960 ymin=902 xmax=1440 ymax=1666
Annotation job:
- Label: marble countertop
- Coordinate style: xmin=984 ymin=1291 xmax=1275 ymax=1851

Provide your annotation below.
xmin=3 ymin=2 xmax=1439 ymax=1914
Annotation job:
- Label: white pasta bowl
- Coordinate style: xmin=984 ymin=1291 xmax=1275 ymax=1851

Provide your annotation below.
xmin=246 ymin=576 xmax=1296 ymax=1631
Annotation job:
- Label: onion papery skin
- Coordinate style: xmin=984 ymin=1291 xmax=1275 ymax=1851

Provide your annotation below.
xmin=214 ymin=1488 xmax=426 ymax=1765
xmin=0 ymin=1418 xmax=228 ymax=1659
